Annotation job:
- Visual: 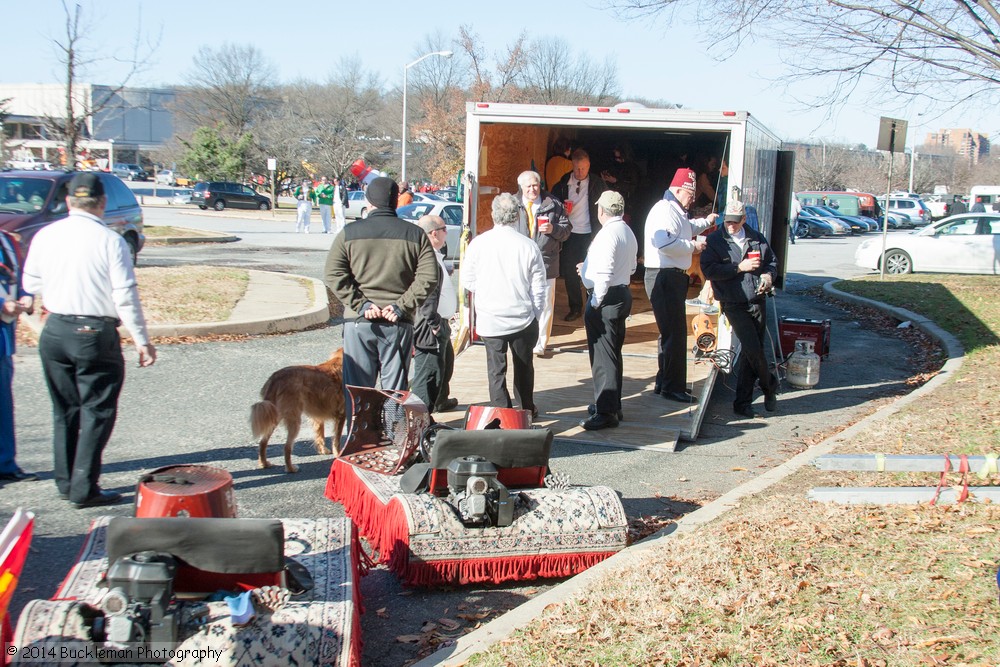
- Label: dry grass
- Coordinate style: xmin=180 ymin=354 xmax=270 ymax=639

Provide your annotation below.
xmin=143 ymin=225 xmax=217 ymax=238
xmin=135 ymin=266 xmax=248 ymax=323
xmin=471 ymin=274 xmax=1000 ymax=667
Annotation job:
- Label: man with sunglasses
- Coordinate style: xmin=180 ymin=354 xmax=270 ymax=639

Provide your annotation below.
xmin=553 ymin=149 xmax=607 ymax=322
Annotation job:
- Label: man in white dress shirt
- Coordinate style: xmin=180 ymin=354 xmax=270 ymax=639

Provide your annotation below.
xmin=23 ymin=172 xmax=156 ymax=508
xmin=644 ymin=168 xmax=718 ymax=404
xmin=461 ymin=193 xmax=547 ymax=417
xmin=579 ymin=191 xmax=637 ymax=430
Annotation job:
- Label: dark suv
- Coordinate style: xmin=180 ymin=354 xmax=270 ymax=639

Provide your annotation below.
xmin=0 ymin=170 xmax=145 ymax=264
xmin=190 ymin=182 xmax=271 ymax=211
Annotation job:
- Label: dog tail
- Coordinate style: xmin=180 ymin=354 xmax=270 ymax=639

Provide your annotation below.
xmin=250 ymin=401 xmax=279 ymax=440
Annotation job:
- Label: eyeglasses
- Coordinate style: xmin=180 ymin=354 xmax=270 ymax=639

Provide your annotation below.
xmin=431 ymin=226 xmax=447 ymax=233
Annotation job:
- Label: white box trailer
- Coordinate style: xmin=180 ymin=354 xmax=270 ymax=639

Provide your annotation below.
xmin=459 ymin=102 xmax=794 ymax=440
xmin=462 ymin=102 xmax=792 ymax=266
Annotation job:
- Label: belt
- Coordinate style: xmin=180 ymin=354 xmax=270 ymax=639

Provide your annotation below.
xmin=52 ymin=313 xmax=121 ymax=325
xmin=649 ymin=266 xmax=688 ymax=274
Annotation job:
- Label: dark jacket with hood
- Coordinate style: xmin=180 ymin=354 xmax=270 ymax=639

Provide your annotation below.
xmin=514 ymin=191 xmax=572 ymax=279
xmin=324 ymin=208 xmax=439 ymax=322
xmin=700 ymin=223 xmax=777 ymax=304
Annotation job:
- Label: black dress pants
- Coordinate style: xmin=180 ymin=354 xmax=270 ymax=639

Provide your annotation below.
xmin=560 ymin=233 xmax=592 ymax=314
xmin=721 ymin=300 xmax=778 ymax=410
xmin=482 ymin=319 xmax=538 ymax=411
xmin=585 ymin=285 xmax=632 ymax=415
xmin=644 ymin=267 xmax=690 ymax=394
xmin=39 ymin=315 xmax=125 ymax=503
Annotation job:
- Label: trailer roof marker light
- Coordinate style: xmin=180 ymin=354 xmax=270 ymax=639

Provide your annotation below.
xmin=616 ymin=108 xmax=631 ymax=113
xmin=597 ymin=107 xmax=610 ymax=113
xmin=577 ymin=107 xmax=590 ymax=112
xmin=723 ymin=111 xmax=737 ymax=116
xmin=476 ymin=103 xmax=490 ymax=108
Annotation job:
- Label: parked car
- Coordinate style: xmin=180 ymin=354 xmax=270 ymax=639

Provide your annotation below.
xmin=433 ymin=187 xmax=459 ymax=202
xmin=190 ymin=181 xmax=271 ymax=211
xmin=344 ymin=190 xmax=369 ymax=219
xmin=112 ymin=163 xmax=148 ymax=181
xmin=794 ymin=213 xmax=836 ymax=239
xmin=884 ymin=196 xmax=930 ymax=228
xmin=395 ymin=201 xmax=464 ymax=260
xmin=154 ymin=169 xmax=193 ymax=187
xmin=170 ymin=188 xmax=193 ymax=205
xmin=803 ymin=205 xmax=873 ymax=233
xmin=800 ymin=206 xmax=852 ymax=235
xmin=855 ymin=213 xmax=1000 ymax=275
xmin=0 ymin=170 xmax=145 ymax=263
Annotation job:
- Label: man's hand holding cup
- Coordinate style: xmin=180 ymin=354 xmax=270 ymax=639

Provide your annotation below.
xmin=536 ymin=214 xmax=552 ymax=235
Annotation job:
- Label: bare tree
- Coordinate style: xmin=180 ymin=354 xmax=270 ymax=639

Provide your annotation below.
xmin=255 ymin=57 xmax=391 ymax=182
xmin=48 ymin=1 xmax=159 ymax=165
xmin=610 ymin=0 xmax=1000 ymax=113
xmin=522 ymin=38 xmax=621 ymax=105
xmin=178 ymin=43 xmax=277 ymax=139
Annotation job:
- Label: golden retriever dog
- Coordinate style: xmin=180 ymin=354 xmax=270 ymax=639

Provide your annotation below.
xmin=250 ymin=348 xmax=345 ymax=473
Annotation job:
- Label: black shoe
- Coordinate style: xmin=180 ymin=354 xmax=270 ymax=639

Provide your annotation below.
xmin=580 ymin=413 xmax=619 ymax=431
xmin=563 ymin=310 xmax=581 ymax=321
xmin=661 ymin=391 xmax=697 ymax=404
xmin=764 ymin=391 xmax=777 ymax=412
xmin=72 ymin=490 xmax=123 ymax=508
xmin=0 ymin=470 xmax=39 ymax=482
xmin=434 ymin=397 xmax=459 ymax=412
xmin=588 ymin=404 xmax=624 ymax=421
xmin=733 ymin=405 xmax=760 ymax=419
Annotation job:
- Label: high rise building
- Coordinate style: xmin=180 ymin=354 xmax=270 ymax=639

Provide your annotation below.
xmin=924 ymin=128 xmax=990 ymax=165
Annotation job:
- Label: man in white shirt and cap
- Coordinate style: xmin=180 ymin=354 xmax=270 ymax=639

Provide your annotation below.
xmin=579 ymin=190 xmax=637 ymax=430
xmin=23 ymin=172 xmax=156 ymax=508
xmin=644 ymin=168 xmax=718 ymax=404
xmin=461 ymin=193 xmax=547 ymax=417
xmin=412 ymin=214 xmax=459 ymax=413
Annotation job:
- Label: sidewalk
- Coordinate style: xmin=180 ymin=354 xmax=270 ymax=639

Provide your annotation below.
xmin=22 ymin=269 xmax=330 ymax=338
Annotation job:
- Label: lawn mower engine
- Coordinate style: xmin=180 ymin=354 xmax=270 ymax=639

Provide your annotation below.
xmin=92 ymin=551 xmax=179 ymax=653
xmin=446 ymin=456 xmax=514 ymax=528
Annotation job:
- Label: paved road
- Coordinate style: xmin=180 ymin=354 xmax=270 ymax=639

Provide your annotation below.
xmin=3 ymin=209 xmax=921 ymax=667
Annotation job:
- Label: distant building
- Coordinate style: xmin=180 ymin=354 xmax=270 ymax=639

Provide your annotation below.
xmin=924 ymin=128 xmax=990 ymax=165
xmin=0 ymin=83 xmax=176 ymax=168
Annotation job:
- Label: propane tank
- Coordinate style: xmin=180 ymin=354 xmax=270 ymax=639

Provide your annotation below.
xmin=786 ymin=340 xmax=821 ymax=388
xmin=349 ymin=159 xmax=382 ymax=187
xmin=691 ymin=313 xmax=717 ymax=353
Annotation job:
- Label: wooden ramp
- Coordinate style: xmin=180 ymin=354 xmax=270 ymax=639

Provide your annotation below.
xmin=443 ymin=281 xmax=721 ymax=451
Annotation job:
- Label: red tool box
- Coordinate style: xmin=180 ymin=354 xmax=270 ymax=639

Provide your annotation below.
xmin=778 ymin=317 xmax=831 ymax=358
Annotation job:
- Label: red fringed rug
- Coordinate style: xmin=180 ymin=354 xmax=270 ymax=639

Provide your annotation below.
xmin=326 ymin=458 xmax=628 ymax=586
xmin=13 ymin=517 xmax=363 ymax=667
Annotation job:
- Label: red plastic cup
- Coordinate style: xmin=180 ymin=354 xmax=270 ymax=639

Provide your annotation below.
xmin=748 ymin=251 xmax=761 ymax=261
xmin=536 ymin=214 xmax=549 ymax=227
xmin=564 ymin=200 xmax=574 ymax=214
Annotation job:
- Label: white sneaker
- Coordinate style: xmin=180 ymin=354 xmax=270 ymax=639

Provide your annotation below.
xmin=701 ymin=304 xmax=720 ymax=315
xmin=685 ymin=298 xmax=708 ymax=308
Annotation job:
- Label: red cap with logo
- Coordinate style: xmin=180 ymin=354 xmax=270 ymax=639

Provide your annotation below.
xmin=669 ymin=168 xmax=697 ymax=193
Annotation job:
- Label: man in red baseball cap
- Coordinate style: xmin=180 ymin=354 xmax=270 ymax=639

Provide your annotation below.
xmin=642 ymin=168 xmax=718 ymax=404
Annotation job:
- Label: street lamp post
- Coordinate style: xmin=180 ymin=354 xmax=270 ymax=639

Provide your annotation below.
xmin=402 ymin=50 xmax=453 ymax=184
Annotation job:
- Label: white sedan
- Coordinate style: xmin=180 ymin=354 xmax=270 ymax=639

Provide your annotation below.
xmin=855 ymin=213 xmax=1000 ymax=274
xmin=396 ymin=201 xmax=464 ymax=260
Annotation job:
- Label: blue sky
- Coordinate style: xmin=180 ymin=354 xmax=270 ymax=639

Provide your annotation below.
xmin=5 ymin=0 xmax=992 ymax=147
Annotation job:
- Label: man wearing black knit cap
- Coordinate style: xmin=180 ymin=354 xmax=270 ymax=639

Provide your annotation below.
xmin=325 ymin=177 xmax=439 ymax=424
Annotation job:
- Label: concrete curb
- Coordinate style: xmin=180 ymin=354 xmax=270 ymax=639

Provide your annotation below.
xmin=146 ymin=234 xmax=240 ymax=244
xmin=22 ymin=270 xmax=330 ymax=339
xmin=414 ymin=278 xmax=966 ymax=667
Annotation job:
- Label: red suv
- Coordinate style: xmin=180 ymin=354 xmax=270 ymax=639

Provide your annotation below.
xmin=0 ymin=170 xmax=145 ymax=263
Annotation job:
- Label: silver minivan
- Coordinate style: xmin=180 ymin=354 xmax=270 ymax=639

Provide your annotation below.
xmin=885 ymin=196 xmax=930 ymax=228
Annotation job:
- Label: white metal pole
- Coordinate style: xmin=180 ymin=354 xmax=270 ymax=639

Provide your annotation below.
xmin=880 ymin=157 xmax=893 ymax=281
xmin=908 ymin=148 xmax=916 ymax=193
xmin=401 ymin=65 xmax=408 ymax=184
